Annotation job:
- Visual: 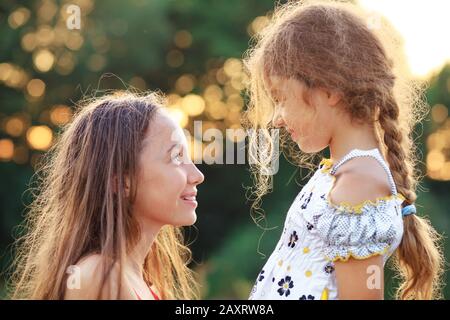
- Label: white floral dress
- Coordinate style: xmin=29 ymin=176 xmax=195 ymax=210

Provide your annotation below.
xmin=249 ymin=148 xmax=406 ymax=300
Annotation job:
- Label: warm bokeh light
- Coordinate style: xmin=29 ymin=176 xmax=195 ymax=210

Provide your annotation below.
xmin=5 ymin=117 xmax=26 ymax=137
xmin=174 ymin=30 xmax=193 ymax=49
xmin=204 ymin=85 xmax=223 ymax=103
xmin=50 ymin=105 xmax=72 ymax=126
xmin=226 ymin=93 xmax=244 ymax=109
xmin=38 ymin=0 xmax=58 ymax=22
xmin=175 ymin=74 xmax=195 ymax=94
xmin=358 ymin=0 xmax=450 ymax=78
xmin=55 ymin=53 xmax=76 ymax=75
xmin=35 ymin=25 xmax=55 ymax=47
xmin=21 ymin=32 xmax=36 ymax=52
xmin=0 ymin=63 xmax=29 ymax=89
xmin=0 ymin=139 xmax=14 ymax=161
xmin=129 ymin=76 xmax=147 ymax=90
xmin=223 ymin=58 xmax=243 ymax=78
xmin=64 ymin=32 xmax=84 ymax=51
xmin=181 ymin=94 xmax=206 ymax=116
xmin=167 ymin=93 xmax=182 ymax=107
xmin=427 ymin=149 xmax=446 ymax=172
xmin=247 ymin=15 xmax=270 ymax=36
xmin=166 ymin=49 xmax=184 ymax=68
xmin=426 ymin=119 xmax=450 ymax=181
xmin=26 ymin=79 xmax=46 ymax=98
xmin=207 ymin=101 xmax=228 ymax=120
xmin=33 ymin=49 xmax=55 ymax=72
xmin=26 ymin=125 xmax=53 ymax=151
xmin=431 ymin=104 xmax=449 ymax=124
xmin=8 ymin=7 xmax=31 ymax=29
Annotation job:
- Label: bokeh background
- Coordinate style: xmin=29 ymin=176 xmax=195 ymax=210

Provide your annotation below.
xmin=0 ymin=0 xmax=449 ymax=299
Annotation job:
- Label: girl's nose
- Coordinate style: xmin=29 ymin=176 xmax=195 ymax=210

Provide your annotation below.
xmin=272 ymin=108 xmax=285 ymax=128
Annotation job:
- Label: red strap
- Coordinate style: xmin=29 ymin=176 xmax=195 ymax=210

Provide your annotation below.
xmin=133 ymin=288 xmax=142 ymax=300
xmin=133 ymin=287 xmax=160 ymax=300
xmin=150 ymin=287 xmax=160 ymax=300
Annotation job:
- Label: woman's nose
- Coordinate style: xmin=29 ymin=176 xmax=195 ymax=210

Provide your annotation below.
xmin=188 ymin=163 xmax=204 ymax=186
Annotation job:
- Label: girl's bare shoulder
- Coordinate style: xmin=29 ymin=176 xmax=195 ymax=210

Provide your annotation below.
xmin=330 ymin=156 xmax=393 ymax=206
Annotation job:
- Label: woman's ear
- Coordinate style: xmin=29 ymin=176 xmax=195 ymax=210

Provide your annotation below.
xmin=124 ymin=176 xmax=130 ymax=197
xmin=112 ymin=175 xmax=130 ymax=197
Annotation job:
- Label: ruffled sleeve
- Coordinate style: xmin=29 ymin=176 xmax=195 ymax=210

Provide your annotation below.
xmin=311 ymin=196 xmax=404 ymax=262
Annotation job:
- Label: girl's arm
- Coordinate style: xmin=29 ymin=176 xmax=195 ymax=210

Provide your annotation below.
xmin=329 ymin=160 xmax=393 ymax=300
xmin=334 ymin=256 xmax=384 ymax=300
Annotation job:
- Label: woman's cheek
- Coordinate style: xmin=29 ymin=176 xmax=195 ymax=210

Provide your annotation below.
xmin=133 ymin=168 xmax=174 ymax=222
xmin=163 ymin=166 xmax=187 ymax=201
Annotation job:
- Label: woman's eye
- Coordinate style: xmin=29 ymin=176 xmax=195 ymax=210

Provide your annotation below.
xmin=172 ymin=149 xmax=184 ymax=164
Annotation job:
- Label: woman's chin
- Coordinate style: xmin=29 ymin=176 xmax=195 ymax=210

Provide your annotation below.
xmin=173 ymin=211 xmax=197 ymax=227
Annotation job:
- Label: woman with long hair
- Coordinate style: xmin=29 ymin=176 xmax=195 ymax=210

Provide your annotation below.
xmin=8 ymin=91 xmax=204 ymax=299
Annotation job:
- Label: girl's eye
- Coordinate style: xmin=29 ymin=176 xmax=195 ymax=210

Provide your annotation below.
xmin=271 ymin=90 xmax=284 ymax=104
xmin=274 ymin=96 xmax=285 ymax=106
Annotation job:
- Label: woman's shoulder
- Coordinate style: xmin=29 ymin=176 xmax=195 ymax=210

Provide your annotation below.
xmin=64 ymin=253 xmax=121 ymax=299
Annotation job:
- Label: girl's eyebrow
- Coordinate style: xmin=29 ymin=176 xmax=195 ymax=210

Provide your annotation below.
xmin=270 ymin=89 xmax=282 ymax=101
xmin=270 ymin=86 xmax=282 ymax=97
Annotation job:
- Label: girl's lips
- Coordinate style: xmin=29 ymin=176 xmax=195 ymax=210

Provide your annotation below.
xmin=288 ymin=128 xmax=297 ymax=139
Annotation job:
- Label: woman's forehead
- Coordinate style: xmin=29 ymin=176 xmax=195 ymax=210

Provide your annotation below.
xmin=143 ymin=110 xmax=186 ymax=150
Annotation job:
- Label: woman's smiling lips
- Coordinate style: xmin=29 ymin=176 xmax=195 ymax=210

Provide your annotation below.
xmin=180 ymin=192 xmax=198 ymax=208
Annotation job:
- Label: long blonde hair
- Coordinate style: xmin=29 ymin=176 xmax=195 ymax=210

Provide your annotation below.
xmin=7 ymin=91 xmax=199 ymax=299
xmin=243 ymin=0 xmax=444 ymax=299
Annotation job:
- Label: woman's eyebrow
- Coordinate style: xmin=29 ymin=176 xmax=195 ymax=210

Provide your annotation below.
xmin=167 ymin=143 xmax=181 ymax=154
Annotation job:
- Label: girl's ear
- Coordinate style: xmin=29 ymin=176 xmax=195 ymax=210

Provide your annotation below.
xmin=326 ymin=89 xmax=342 ymax=107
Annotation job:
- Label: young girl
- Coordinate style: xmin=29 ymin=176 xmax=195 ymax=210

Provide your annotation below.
xmin=8 ymin=91 xmax=204 ymax=299
xmin=244 ymin=1 xmax=444 ymax=300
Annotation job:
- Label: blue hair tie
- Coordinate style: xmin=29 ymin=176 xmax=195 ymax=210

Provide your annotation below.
xmin=402 ymin=204 xmax=416 ymax=217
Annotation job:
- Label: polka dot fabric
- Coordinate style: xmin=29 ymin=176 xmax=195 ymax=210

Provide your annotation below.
xmin=249 ymin=148 xmax=405 ymax=300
